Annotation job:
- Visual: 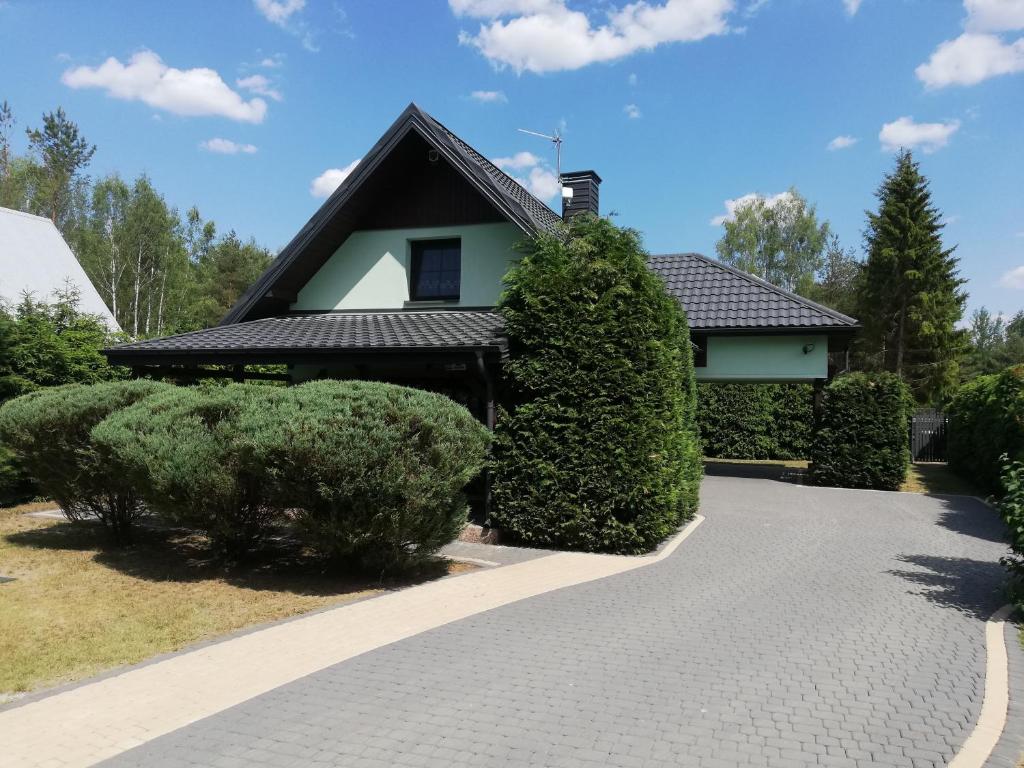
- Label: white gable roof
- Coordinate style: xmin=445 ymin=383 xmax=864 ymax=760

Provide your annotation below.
xmin=0 ymin=207 xmax=119 ymax=330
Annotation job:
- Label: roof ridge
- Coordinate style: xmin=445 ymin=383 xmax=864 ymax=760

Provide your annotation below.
xmin=650 ymin=252 xmax=857 ymax=326
xmin=418 ymin=110 xmax=563 ymax=228
xmin=0 ymin=206 xmax=56 ymax=224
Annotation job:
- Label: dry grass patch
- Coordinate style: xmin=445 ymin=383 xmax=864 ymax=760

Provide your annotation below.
xmin=900 ymin=463 xmax=983 ymax=497
xmin=0 ymin=503 xmax=465 ymax=696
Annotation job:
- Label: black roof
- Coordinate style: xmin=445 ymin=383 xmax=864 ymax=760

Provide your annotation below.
xmin=220 ymin=103 xmax=562 ymax=326
xmin=648 ymin=253 xmax=858 ymax=331
xmin=105 ymin=312 xmax=507 ymax=366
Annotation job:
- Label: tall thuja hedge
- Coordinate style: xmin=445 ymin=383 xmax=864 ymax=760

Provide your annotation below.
xmin=698 ymin=383 xmax=814 ymax=460
xmin=809 ymin=372 xmax=911 ymax=490
xmin=948 ymin=365 xmax=1024 ymax=495
xmin=492 ymin=215 xmax=701 ymax=553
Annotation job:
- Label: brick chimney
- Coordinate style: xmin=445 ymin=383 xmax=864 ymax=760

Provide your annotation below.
xmin=561 ymin=170 xmax=601 ymax=220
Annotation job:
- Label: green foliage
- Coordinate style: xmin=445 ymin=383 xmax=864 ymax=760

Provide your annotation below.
xmin=856 ymin=150 xmax=966 ymax=404
xmin=3 ymin=288 xmax=122 ymax=391
xmin=697 ymin=383 xmax=814 ymax=460
xmin=715 ymin=188 xmax=831 ymax=295
xmin=0 ymin=380 xmax=170 ymax=543
xmin=947 ymin=365 xmax=1024 ymax=495
xmin=252 ymin=380 xmax=490 ymax=572
xmin=997 ymin=456 xmax=1024 ymax=598
xmin=492 ymin=215 xmax=701 ymax=553
xmin=1 ymin=101 xmax=273 ymax=336
xmin=961 ymin=308 xmax=1024 ymax=379
xmin=803 ymin=234 xmax=863 ymax=318
xmin=93 ymin=384 xmax=288 ymax=558
xmin=809 ymin=372 xmax=912 ymax=490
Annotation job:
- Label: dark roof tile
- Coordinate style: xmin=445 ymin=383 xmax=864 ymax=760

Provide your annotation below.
xmin=648 ymin=253 xmax=858 ymax=330
xmin=107 ymin=312 xmax=507 ymax=360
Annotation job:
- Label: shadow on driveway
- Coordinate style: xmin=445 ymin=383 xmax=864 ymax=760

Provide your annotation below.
xmin=889 ymin=553 xmax=1007 ymax=621
xmin=930 ymin=494 xmax=1008 ymax=545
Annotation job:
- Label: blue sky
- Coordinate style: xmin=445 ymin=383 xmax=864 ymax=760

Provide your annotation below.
xmin=1 ymin=0 xmax=1022 ymax=319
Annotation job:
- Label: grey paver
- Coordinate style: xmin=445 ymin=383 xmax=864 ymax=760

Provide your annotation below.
xmin=99 ymin=475 xmax=1010 ymax=767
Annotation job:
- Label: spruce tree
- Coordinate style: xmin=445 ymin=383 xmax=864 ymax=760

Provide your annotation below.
xmin=857 ymin=150 xmax=966 ymax=403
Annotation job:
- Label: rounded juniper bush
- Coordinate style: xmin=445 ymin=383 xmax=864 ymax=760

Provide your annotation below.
xmin=92 ymin=383 xmax=289 ymax=558
xmin=492 ymin=215 xmax=701 ymax=554
xmin=0 ymin=379 xmax=171 ymax=545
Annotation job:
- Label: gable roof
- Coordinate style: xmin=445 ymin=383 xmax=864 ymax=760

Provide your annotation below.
xmin=105 ymin=311 xmax=507 ymax=366
xmin=221 ymin=103 xmax=562 ymax=327
xmin=648 ymin=252 xmax=858 ymax=331
xmin=0 ymin=207 xmax=120 ymax=330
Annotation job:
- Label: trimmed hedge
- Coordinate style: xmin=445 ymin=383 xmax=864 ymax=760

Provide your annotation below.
xmin=254 ymin=380 xmax=490 ymax=572
xmin=93 ymin=384 xmax=291 ymax=558
xmin=809 ymin=372 xmax=912 ymax=490
xmin=999 ymin=456 xmax=1024 ymax=597
xmin=492 ymin=215 xmax=701 ymax=553
xmin=948 ymin=365 xmax=1024 ymax=495
xmin=697 ymin=383 xmax=813 ymax=460
xmin=0 ymin=380 xmax=170 ymax=544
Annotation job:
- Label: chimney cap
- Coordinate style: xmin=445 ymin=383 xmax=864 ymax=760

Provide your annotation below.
xmin=560 ymin=169 xmax=602 ymax=183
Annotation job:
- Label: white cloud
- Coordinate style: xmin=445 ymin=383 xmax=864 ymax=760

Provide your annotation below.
xmin=490 ymin=148 xmax=559 ymax=200
xmin=470 ymin=89 xmax=508 ymax=103
xmin=62 ymin=50 xmax=267 ymax=123
xmin=827 ymin=135 xmax=858 ymax=150
xmin=237 ymin=74 xmax=283 ymax=101
xmin=843 ymin=0 xmax=862 ymax=15
xmin=200 ymin=138 xmax=258 ymax=154
xmin=451 ymin=0 xmax=734 ymax=74
xmin=310 ymin=159 xmax=361 ymax=198
xmin=516 ymin=166 xmax=561 ymax=201
xmin=254 ymin=0 xmax=305 ymax=25
xmin=254 ymin=0 xmax=317 ymax=51
xmin=916 ymin=32 xmax=1024 ymax=87
xmin=879 ymin=116 xmax=960 ymax=153
xmin=493 ymin=150 xmax=541 ymax=170
xmin=624 ymin=103 xmax=642 ymax=118
xmin=999 ymin=265 xmax=1024 ymax=288
xmin=259 ymin=54 xmax=285 ymax=68
xmin=965 ymin=0 xmax=1024 ymax=32
xmin=628 ymin=72 xmax=638 ymax=85
xmin=710 ymin=191 xmax=794 ymax=226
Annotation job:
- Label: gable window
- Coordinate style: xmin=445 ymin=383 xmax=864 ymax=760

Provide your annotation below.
xmin=410 ymin=239 xmax=461 ymax=301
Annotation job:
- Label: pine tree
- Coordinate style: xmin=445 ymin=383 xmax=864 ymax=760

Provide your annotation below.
xmin=857 ymin=150 xmax=966 ymax=404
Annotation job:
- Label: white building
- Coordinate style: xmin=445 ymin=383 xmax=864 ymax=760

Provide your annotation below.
xmin=0 ymin=206 xmax=119 ymax=330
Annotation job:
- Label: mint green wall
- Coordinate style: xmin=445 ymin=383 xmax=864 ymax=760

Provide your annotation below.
xmin=291 ymin=222 xmax=522 ymax=310
xmin=696 ymin=334 xmax=828 ymax=381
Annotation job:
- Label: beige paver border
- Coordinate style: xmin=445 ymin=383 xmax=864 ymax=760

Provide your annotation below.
xmin=947 ymin=602 xmax=1014 ymax=768
xmin=0 ymin=515 xmax=705 ymax=768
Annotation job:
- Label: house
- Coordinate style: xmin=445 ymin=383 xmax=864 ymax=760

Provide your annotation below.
xmin=104 ymin=104 xmax=857 ymax=424
xmin=0 ymin=206 xmax=120 ymax=330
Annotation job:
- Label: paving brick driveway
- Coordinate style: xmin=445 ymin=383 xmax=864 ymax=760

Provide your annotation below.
xmin=100 ymin=475 xmax=1010 ymax=768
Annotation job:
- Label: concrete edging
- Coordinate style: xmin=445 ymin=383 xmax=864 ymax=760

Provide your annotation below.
xmin=948 ymin=603 xmax=1015 ymax=768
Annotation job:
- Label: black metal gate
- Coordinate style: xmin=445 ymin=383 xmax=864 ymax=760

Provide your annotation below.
xmin=911 ymin=410 xmax=948 ymax=462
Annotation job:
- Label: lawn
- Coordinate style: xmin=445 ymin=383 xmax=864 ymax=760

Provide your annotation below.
xmin=899 ymin=462 xmax=985 ymax=497
xmin=0 ymin=503 xmax=465 ymax=699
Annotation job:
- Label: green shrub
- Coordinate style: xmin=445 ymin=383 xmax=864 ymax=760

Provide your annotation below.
xmin=255 ymin=380 xmax=490 ymax=573
xmin=492 ymin=215 xmax=701 ymax=553
xmin=93 ymin=384 xmax=287 ymax=558
xmin=998 ymin=456 xmax=1024 ymax=598
xmin=697 ymin=383 xmax=813 ymax=460
xmin=0 ymin=380 xmax=171 ymax=544
xmin=809 ymin=372 xmax=911 ymax=490
xmin=948 ymin=365 xmax=1024 ymax=495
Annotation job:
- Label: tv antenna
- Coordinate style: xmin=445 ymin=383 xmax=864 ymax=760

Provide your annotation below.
xmin=517 ymin=128 xmax=563 ymax=182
